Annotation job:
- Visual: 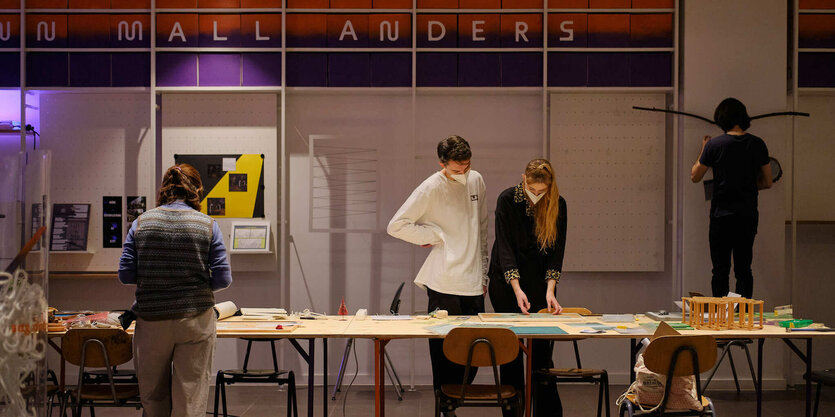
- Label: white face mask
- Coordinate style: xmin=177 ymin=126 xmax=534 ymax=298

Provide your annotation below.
xmin=449 ymin=171 xmax=469 ymax=185
xmin=526 ymin=188 xmax=545 ymax=205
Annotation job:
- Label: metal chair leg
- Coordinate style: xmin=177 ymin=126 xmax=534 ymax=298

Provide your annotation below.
xmin=332 ymin=338 xmax=354 ymax=400
xmin=596 ymin=377 xmax=603 ymax=417
xmin=384 ymin=361 xmax=403 ymax=401
xmin=384 ymin=350 xmax=405 ymax=394
xmin=814 ymin=382 xmax=821 ymax=417
xmin=213 ymin=372 xmax=222 ymax=417
xmin=603 ymin=371 xmax=611 ymax=417
xmin=221 ymin=375 xmax=229 ymax=417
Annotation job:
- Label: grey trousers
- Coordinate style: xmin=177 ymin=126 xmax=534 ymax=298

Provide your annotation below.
xmin=134 ymin=308 xmax=216 ymax=417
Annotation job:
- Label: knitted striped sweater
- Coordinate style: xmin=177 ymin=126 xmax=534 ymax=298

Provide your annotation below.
xmin=133 ymin=207 xmax=215 ymax=320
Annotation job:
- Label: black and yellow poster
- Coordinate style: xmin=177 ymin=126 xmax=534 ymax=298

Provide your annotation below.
xmin=174 ymin=154 xmax=265 ymax=218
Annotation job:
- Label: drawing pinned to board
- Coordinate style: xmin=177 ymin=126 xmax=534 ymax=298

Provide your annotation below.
xmin=174 ymin=154 xmax=265 ymax=218
xmin=126 ymin=196 xmax=146 ymax=224
xmin=50 ymin=204 xmax=90 ymax=252
xmin=309 ymin=135 xmax=379 ymax=232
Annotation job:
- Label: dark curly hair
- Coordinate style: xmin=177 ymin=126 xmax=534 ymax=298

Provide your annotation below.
xmin=437 ymin=135 xmax=472 ymax=164
xmin=157 ymin=164 xmax=203 ymax=210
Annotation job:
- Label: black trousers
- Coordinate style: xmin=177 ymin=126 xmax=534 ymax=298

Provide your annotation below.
xmin=426 ymin=287 xmax=485 ymax=393
xmin=709 ymin=214 xmax=758 ymax=299
xmin=488 ymin=280 xmax=562 ymax=417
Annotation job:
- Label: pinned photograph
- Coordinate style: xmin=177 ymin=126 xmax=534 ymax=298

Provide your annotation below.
xmin=208 ymin=198 xmax=226 ymax=216
xmin=229 ymin=173 xmax=248 ymax=192
xmin=208 ymin=164 xmax=225 ymax=179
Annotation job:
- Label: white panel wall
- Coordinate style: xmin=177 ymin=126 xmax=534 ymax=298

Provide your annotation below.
xmin=682 ymin=0 xmax=790 ymax=389
xmin=795 ymin=95 xmax=835 ymax=221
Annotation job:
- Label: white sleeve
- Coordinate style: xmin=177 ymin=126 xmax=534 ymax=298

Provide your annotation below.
xmin=387 ymin=187 xmax=443 ymax=246
xmin=479 ymin=178 xmax=489 ymax=285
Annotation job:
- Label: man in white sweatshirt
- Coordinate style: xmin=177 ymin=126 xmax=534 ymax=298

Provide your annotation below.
xmin=387 ymin=135 xmax=488 ymax=415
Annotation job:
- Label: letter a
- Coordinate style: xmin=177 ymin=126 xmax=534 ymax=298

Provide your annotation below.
xmin=339 ymin=20 xmax=358 ymax=41
xmin=169 ymin=21 xmax=186 ymax=43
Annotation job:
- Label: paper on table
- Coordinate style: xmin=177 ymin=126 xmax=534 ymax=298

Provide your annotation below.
xmin=241 ymin=308 xmax=287 ymax=316
xmin=214 ymin=301 xmax=238 ymax=320
xmin=223 ymin=158 xmax=237 ymax=171
xmin=371 ymin=315 xmax=413 ymax=320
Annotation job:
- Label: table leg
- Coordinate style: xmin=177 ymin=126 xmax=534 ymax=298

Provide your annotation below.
xmin=288 ymin=338 xmax=316 ymax=417
xmin=518 ymin=339 xmax=532 ymax=417
xmin=375 ymin=339 xmax=390 ymax=417
xmin=323 ymin=338 xmax=328 ymax=417
xmin=806 ymin=339 xmax=813 ymax=417
xmin=629 ymin=339 xmax=639 ymax=382
xmin=757 ymin=338 xmax=764 ymax=417
xmin=309 ymin=339 xmax=315 ymax=417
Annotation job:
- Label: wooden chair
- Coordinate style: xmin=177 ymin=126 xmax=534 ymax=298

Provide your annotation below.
xmin=59 ymin=328 xmax=141 ymax=417
xmin=213 ymin=338 xmax=298 ymax=417
xmin=436 ymin=327 xmax=523 ymax=417
xmin=537 ymin=307 xmax=611 ymax=417
xmin=618 ymin=335 xmax=718 ymax=416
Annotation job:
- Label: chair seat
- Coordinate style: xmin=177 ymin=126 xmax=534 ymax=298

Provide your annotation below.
xmin=623 ymin=393 xmax=711 ymax=411
xmin=806 ymin=369 xmax=835 ymax=386
xmin=69 ymin=384 xmax=140 ymax=401
xmin=542 ymin=368 xmax=606 ymax=377
xmin=440 ymin=384 xmax=517 ymax=400
xmin=220 ymin=369 xmax=289 ymax=377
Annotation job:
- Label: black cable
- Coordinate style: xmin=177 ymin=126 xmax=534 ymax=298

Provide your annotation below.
xmin=341 ymin=338 xmax=359 ymax=417
xmin=25 ymin=124 xmax=40 ymax=150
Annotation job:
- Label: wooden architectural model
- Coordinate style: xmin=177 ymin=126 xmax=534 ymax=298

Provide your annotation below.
xmin=681 ymin=296 xmax=764 ymax=331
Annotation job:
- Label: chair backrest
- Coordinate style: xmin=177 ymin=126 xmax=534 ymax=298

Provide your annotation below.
xmin=537 ymin=307 xmax=592 ymax=315
xmin=443 ymin=327 xmax=518 ymax=367
xmin=643 ymin=335 xmax=717 ymax=376
xmin=62 ymin=328 xmax=133 ymax=368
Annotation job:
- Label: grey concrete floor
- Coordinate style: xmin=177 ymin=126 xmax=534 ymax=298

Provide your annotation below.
xmin=66 ymin=383 xmax=834 ymax=417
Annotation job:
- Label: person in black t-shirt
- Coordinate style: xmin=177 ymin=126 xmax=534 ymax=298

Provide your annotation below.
xmin=691 ymin=98 xmax=772 ymax=298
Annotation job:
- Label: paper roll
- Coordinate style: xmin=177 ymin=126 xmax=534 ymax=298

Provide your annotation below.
xmin=214 ymin=301 xmax=238 ymax=320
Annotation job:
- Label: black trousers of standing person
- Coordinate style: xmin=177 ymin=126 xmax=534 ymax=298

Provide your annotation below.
xmin=426 ymin=287 xmax=485 ymax=402
xmin=709 ymin=213 xmax=758 ymax=299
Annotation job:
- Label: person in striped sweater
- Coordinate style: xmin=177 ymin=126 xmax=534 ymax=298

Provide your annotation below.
xmin=119 ymin=163 xmax=232 ymax=417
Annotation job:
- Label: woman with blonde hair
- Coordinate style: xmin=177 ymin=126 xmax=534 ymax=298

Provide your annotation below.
xmin=488 ymin=158 xmax=567 ymax=416
xmin=118 ymin=164 xmax=232 ymax=417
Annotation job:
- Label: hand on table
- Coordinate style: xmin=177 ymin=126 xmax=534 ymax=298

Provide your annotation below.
xmin=514 ymin=289 xmax=531 ymax=314
xmin=546 ymin=293 xmax=562 ymax=315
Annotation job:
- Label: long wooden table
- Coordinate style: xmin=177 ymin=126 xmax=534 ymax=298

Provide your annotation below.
xmin=52 ymin=315 xmax=835 ymax=417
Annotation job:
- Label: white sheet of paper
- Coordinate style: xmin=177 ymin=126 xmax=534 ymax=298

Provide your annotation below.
xmin=223 ymin=157 xmax=237 ymax=171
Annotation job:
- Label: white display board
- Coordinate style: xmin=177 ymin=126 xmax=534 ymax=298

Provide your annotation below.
xmin=40 ymin=93 xmax=152 ymax=271
xmin=550 ymin=93 xmax=666 ymax=271
xmin=161 ymin=93 xmax=279 ymax=272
